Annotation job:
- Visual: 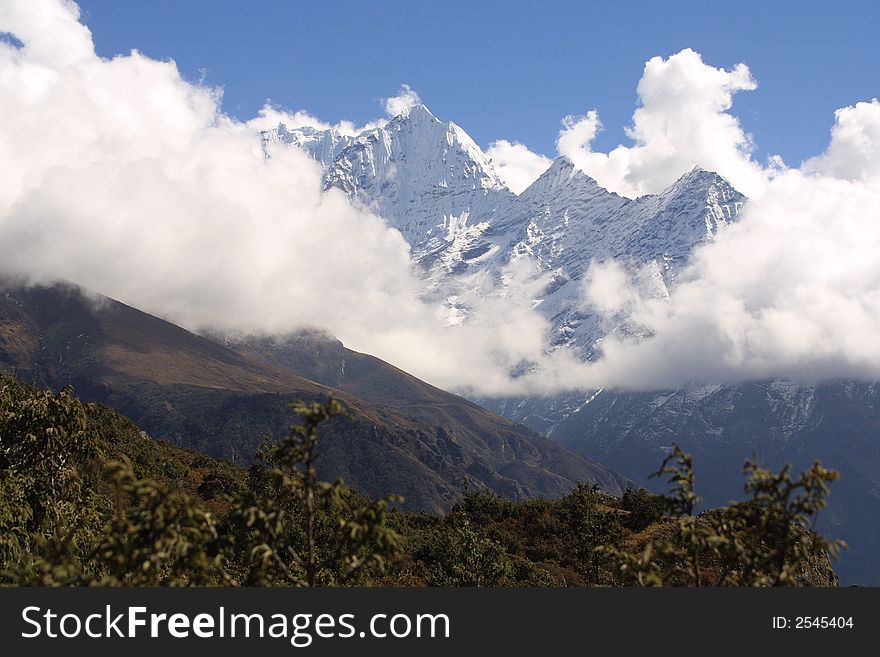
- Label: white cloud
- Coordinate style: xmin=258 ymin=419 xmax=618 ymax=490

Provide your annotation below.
xmin=578 ymin=174 xmax=880 ymax=389
xmin=531 ymin=50 xmax=880 ymax=391
xmin=246 ymin=104 xmax=386 ymax=137
xmin=246 ymin=105 xmax=333 ymax=133
xmin=582 ymin=260 xmax=640 ymax=317
xmin=803 ymin=99 xmax=880 ymax=181
xmin=485 ymin=140 xmax=553 ymax=194
xmin=384 ymin=84 xmax=421 ymax=117
xmin=0 ymin=0 xmax=92 ymax=66
xmin=557 ymin=48 xmax=773 ymax=198
xmin=573 ymin=97 xmax=880 ymax=390
xmin=0 ymin=13 xmax=416 ymax=339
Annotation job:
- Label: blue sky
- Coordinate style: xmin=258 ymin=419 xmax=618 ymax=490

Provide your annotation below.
xmin=76 ymin=0 xmax=878 ymax=166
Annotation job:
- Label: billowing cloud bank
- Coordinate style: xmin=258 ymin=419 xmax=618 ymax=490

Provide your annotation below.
xmin=0 ymin=0 xmax=418 ymax=339
xmin=563 ymin=53 xmax=880 ymax=390
xmin=556 ymin=48 xmax=773 ymax=198
xmin=1 ymin=0 xmax=879 ymax=395
xmin=0 ymin=0 xmax=550 ymax=395
xmin=580 ymin=168 xmax=880 ymax=389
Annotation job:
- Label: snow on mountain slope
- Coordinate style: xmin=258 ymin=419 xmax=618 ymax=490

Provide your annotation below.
xmin=264 ymin=102 xmax=744 ymax=414
xmin=425 ymin=156 xmax=744 ymax=356
xmin=263 ymin=104 xmax=515 ymax=259
xmin=263 ymin=123 xmax=355 ymax=168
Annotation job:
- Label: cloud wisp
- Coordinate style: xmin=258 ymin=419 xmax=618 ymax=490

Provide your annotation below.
xmin=485 ymin=140 xmax=553 ymax=194
xmin=247 ymin=84 xmax=423 ymax=136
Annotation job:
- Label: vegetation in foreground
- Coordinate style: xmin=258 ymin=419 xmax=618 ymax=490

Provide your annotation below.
xmin=0 ymin=373 xmax=842 ymax=586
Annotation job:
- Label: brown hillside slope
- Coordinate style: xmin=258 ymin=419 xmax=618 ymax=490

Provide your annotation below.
xmin=0 ymin=281 xmax=630 ymax=511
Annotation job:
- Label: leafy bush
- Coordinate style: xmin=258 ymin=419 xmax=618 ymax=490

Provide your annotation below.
xmin=621 ymin=487 xmax=667 ymax=532
xmin=0 ymin=373 xmax=844 ymax=587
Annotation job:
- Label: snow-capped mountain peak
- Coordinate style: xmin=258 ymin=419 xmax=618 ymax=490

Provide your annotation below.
xmin=518 ymin=156 xmax=612 ymax=202
xmin=643 ymin=166 xmax=746 ymax=247
xmin=330 ymin=102 xmax=506 ymax=195
xmin=283 ymin=103 xmax=516 ymax=256
xmin=266 ymin=105 xmax=744 ymax=346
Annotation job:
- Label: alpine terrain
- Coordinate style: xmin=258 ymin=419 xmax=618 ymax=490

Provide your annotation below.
xmin=262 ymin=103 xmax=880 ymax=584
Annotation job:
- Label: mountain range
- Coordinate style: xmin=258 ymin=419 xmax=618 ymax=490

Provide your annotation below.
xmin=264 ymin=103 xmax=879 ymax=584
